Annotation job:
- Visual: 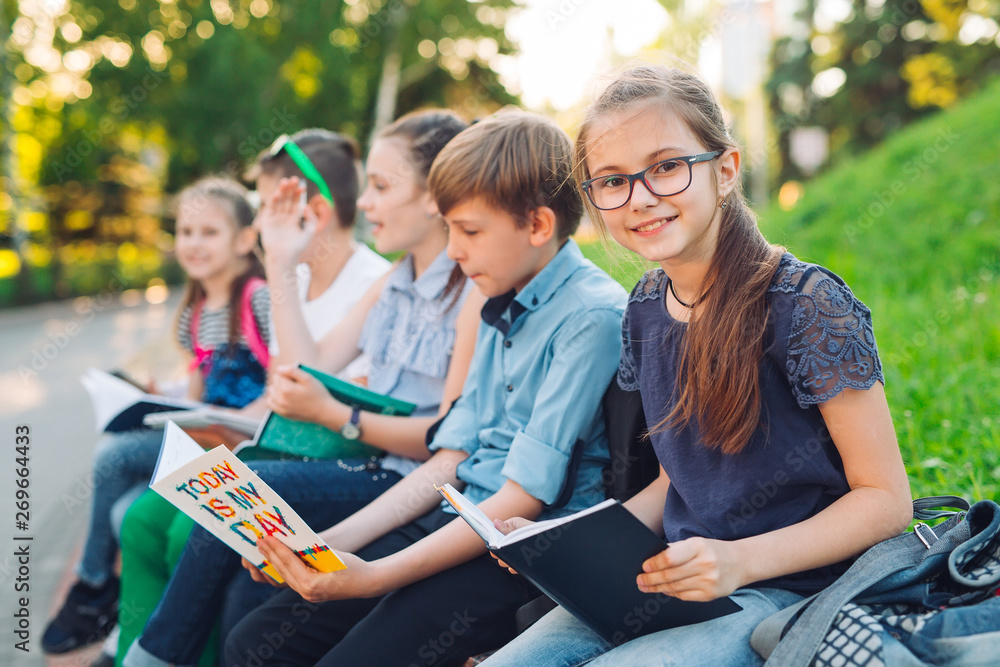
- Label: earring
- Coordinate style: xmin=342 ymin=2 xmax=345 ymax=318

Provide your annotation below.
xmin=719 ymin=200 xmax=728 ymax=210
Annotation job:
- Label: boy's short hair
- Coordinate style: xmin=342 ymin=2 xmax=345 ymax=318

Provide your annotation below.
xmin=248 ymin=129 xmax=361 ymax=229
xmin=428 ymin=110 xmax=583 ymax=241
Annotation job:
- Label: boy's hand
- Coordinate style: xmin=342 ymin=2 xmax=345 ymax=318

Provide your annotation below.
xmin=489 ymin=517 xmax=535 ymax=574
xmin=256 ymin=176 xmax=316 ymax=271
xmin=254 ymin=536 xmax=387 ymax=602
xmin=636 ymin=537 xmax=745 ymax=602
xmin=266 ymin=365 xmax=347 ymax=425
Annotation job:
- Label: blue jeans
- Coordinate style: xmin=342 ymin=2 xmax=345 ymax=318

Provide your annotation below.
xmin=122 ymin=457 xmax=403 ymax=667
xmin=77 ymin=429 xmax=165 ymax=586
xmin=481 ymin=587 xmax=806 ymax=667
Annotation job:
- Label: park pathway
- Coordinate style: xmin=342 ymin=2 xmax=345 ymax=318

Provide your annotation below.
xmin=1 ymin=289 xmax=185 ymax=667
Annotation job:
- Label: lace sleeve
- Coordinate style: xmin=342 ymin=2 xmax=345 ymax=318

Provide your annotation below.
xmin=617 ymin=304 xmax=640 ymax=391
xmin=779 ymin=266 xmax=883 ymax=406
xmin=616 ymin=271 xmax=663 ymax=391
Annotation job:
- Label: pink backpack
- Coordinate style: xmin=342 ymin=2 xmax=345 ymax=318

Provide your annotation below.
xmin=189 ymin=277 xmax=270 ymax=372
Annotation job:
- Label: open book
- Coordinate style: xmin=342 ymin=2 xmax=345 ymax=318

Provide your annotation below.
xmin=81 ymin=368 xmax=201 ymax=433
xmin=143 ymin=408 xmax=261 ymax=435
xmin=436 ymin=483 xmax=741 ymax=644
xmin=150 ymin=422 xmax=345 ymax=584
xmin=238 ymin=364 xmax=416 ymax=461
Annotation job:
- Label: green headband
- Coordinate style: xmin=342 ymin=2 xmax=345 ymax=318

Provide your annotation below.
xmin=267 ymin=134 xmax=335 ymax=205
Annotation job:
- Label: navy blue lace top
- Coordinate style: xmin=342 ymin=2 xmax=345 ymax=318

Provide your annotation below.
xmin=618 ymin=253 xmax=883 ymax=593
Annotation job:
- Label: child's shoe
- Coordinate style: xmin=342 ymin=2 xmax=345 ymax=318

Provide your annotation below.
xmin=41 ymin=577 xmax=119 ymax=654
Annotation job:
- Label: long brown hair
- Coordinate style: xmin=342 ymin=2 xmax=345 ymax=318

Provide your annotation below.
xmin=379 ymin=109 xmax=470 ymax=308
xmin=576 ymin=65 xmax=785 ymax=455
xmin=175 ymin=177 xmax=265 ymax=348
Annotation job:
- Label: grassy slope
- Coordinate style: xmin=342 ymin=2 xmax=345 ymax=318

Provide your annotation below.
xmin=580 ymin=78 xmax=1000 ymax=501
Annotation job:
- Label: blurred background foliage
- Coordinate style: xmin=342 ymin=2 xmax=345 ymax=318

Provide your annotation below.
xmin=1 ymin=0 xmax=1000 ymax=307
xmin=1 ymin=0 xmax=516 ymax=306
xmin=769 ymin=0 xmax=1000 ymax=186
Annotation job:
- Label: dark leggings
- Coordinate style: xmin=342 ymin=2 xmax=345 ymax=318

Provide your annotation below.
xmin=224 ymin=507 xmax=538 ymax=667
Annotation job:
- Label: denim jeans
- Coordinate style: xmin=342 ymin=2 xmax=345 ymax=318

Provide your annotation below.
xmin=77 ymin=429 xmax=166 ymax=587
xmin=481 ymin=587 xmax=806 ymax=667
xmin=121 ymin=457 xmax=403 ymax=667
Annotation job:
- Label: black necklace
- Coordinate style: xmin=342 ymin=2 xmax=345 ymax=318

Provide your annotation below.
xmin=668 ymin=278 xmax=704 ymax=309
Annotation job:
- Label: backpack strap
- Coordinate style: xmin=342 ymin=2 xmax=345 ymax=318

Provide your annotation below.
xmin=187 ymin=300 xmax=212 ymax=373
xmin=240 ymin=277 xmax=270 ymax=369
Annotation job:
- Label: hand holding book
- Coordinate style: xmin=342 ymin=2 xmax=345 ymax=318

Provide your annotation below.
xmin=266 ymin=365 xmax=344 ymax=425
xmin=435 ymin=483 xmax=741 ymax=643
xmin=242 ymin=536 xmax=381 ymax=602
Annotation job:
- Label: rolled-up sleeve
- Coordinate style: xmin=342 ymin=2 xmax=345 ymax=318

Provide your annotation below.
xmin=501 ymin=307 xmax=623 ymax=504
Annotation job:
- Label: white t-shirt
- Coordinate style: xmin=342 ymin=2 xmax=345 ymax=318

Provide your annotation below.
xmin=269 ymin=244 xmax=390 ymax=378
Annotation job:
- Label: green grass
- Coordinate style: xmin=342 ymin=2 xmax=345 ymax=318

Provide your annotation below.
xmin=579 ymin=77 xmax=1000 ymax=503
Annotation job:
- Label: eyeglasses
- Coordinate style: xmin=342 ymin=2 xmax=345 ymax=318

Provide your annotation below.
xmin=581 ymin=151 xmax=724 ymax=211
xmin=265 ymin=134 xmax=335 ymax=205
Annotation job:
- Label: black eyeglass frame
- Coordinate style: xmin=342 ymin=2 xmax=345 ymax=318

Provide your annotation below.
xmin=581 ymin=150 xmax=725 ymax=211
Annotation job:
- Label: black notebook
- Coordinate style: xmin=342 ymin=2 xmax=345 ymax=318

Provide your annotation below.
xmin=436 ymin=484 xmax=741 ymax=644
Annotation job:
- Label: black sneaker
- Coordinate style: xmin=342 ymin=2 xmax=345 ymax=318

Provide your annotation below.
xmin=41 ymin=577 xmax=119 ymax=654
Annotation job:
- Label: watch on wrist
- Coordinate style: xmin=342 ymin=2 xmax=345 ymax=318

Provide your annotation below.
xmin=340 ymin=407 xmax=362 ymax=441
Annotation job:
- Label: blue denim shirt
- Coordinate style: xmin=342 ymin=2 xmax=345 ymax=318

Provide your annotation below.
xmin=429 ymin=239 xmax=627 ymax=520
xmin=358 ymin=249 xmax=471 ymax=418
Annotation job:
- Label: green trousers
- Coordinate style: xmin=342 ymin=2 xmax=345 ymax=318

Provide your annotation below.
xmin=116 ymin=490 xmax=218 ymax=667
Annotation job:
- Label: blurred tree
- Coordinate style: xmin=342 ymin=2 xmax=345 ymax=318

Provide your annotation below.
xmin=768 ymin=0 xmax=1000 ymax=185
xmin=2 ymin=0 xmax=517 ymax=305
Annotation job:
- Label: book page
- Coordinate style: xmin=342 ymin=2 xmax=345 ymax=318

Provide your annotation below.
xmin=150 ymin=422 xmax=345 ymax=584
xmin=497 ymin=499 xmax=618 ymax=548
xmin=435 ymin=484 xmax=506 ymax=547
xmin=144 ymin=408 xmax=261 ymax=434
xmin=81 ymin=368 xmax=143 ymax=432
xmin=81 ymin=368 xmax=200 ymax=432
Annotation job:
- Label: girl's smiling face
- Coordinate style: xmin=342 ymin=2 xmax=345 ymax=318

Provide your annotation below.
xmin=585 ymin=103 xmax=738 ymax=271
xmin=175 ymin=200 xmax=252 ymax=284
xmin=356 ymin=137 xmax=439 ymax=257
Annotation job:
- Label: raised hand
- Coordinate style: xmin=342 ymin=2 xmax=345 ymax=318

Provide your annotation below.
xmin=256 ymin=176 xmax=317 ymax=271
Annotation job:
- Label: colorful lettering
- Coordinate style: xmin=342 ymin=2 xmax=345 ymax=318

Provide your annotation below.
xmin=208 ymin=498 xmax=236 ymax=518
xmin=265 ymin=506 xmax=296 ymax=535
xmin=215 ymin=460 xmax=238 ymax=482
xmin=188 ymin=478 xmax=210 ymax=494
xmin=226 ymin=490 xmax=254 ymax=510
xmin=175 ymin=482 xmax=200 ymax=499
xmin=236 ymin=482 xmax=265 ymax=506
xmin=231 ymin=520 xmax=263 ymax=545
xmin=254 ymin=513 xmax=286 ymax=537
xmin=198 ymin=503 xmax=226 ymax=522
xmin=199 ymin=471 xmax=222 ymax=489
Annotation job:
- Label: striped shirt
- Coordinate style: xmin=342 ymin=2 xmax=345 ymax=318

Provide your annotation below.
xmin=177 ymin=283 xmax=271 ymax=353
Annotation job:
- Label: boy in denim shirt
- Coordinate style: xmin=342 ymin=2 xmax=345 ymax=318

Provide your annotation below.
xmin=225 ymin=111 xmax=626 ymax=666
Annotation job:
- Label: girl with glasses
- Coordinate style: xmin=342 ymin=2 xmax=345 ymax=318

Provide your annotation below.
xmin=482 ymin=64 xmax=912 ymax=667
